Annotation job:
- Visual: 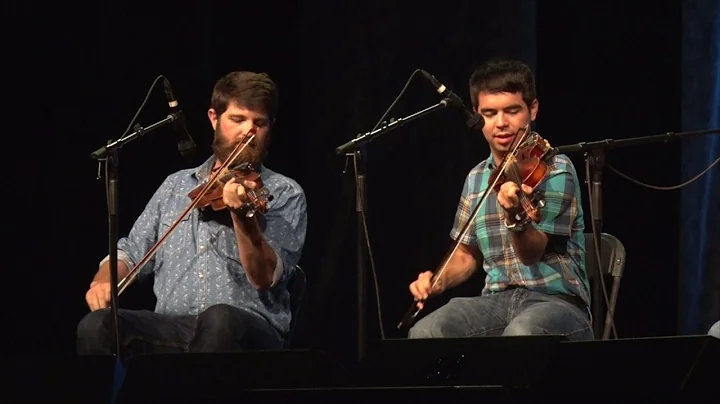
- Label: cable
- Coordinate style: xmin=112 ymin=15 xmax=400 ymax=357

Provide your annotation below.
xmin=95 ymin=74 xmax=165 ymax=404
xmin=100 ymin=75 xmax=166 ymax=193
xmin=353 ymin=69 xmax=425 ymax=340
xmin=584 ymin=154 xmax=719 ymax=340
xmin=585 ymin=159 xmax=619 ymax=339
xmin=608 ymin=158 xmax=719 ymax=190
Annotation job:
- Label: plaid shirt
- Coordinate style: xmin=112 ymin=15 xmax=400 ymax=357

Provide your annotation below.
xmin=450 ymin=153 xmax=590 ymax=307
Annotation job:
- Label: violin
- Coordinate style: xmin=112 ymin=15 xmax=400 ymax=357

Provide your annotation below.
xmin=188 ymin=161 xmax=273 ymax=217
xmin=397 ymin=125 xmax=556 ymax=330
xmin=116 ymin=132 xmax=274 ymax=295
xmin=487 ymin=130 xmax=553 ymax=224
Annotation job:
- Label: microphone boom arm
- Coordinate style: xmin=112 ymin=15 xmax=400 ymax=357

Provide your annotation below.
xmin=335 ymin=99 xmax=450 ymax=155
xmin=90 ymin=114 xmax=179 ymax=160
xmin=551 ymin=128 xmax=720 ymax=155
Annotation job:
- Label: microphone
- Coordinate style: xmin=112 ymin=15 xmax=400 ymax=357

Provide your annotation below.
xmin=163 ymin=78 xmax=196 ymax=160
xmin=420 ymin=70 xmax=484 ymax=130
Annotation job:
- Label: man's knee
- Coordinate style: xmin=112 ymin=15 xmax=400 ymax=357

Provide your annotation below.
xmin=408 ymin=316 xmax=435 ymax=339
xmin=408 ymin=313 xmax=458 ymax=339
xmin=196 ymin=304 xmax=235 ymax=331
xmin=77 ymin=309 xmax=110 ymax=339
xmin=503 ymin=317 xmax=546 ymax=336
xmin=76 ymin=309 xmax=112 ymax=355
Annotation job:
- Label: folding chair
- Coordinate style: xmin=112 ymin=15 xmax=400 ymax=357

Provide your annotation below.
xmin=585 ymin=232 xmax=626 ymax=340
xmin=284 ymin=265 xmax=307 ymax=348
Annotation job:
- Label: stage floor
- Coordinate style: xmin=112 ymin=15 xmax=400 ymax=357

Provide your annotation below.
xmin=10 ymin=335 xmax=718 ymax=403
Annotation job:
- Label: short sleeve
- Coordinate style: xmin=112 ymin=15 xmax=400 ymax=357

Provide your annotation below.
xmin=262 ymin=181 xmax=307 ymax=288
xmin=449 ymin=174 xmax=478 ymax=246
xmin=533 ymin=162 xmax=580 ymax=237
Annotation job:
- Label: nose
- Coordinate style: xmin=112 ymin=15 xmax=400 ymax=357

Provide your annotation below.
xmin=239 ymin=122 xmax=258 ymax=138
xmin=495 ymin=112 xmax=508 ymax=128
xmin=242 ymin=120 xmax=258 ymax=132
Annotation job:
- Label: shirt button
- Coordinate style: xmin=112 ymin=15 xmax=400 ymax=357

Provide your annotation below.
xmin=199 ymin=273 xmax=203 ymax=278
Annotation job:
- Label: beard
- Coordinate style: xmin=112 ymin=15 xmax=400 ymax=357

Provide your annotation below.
xmin=211 ymin=126 xmax=265 ymax=167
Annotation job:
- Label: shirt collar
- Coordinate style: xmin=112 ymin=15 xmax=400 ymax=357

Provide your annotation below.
xmin=485 ymin=154 xmax=497 ymax=170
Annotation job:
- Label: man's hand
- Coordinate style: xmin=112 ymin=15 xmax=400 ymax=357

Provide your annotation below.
xmin=497 ymin=181 xmax=533 ymax=221
xmin=223 ymin=177 xmax=260 ymax=217
xmin=409 ymin=271 xmax=444 ymax=310
xmin=86 ymin=281 xmax=111 ymax=311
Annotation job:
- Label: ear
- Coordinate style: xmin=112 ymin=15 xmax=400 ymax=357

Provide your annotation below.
xmin=529 ymin=99 xmax=539 ymax=121
xmin=208 ymin=108 xmax=218 ymax=130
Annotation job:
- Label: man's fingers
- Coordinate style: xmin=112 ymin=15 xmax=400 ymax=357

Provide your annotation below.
xmin=420 ymin=283 xmax=430 ymax=300
xmin=409 ymin=283 xmax=423 ymax=300
xmin=91 ymin=296 xmax=102 ymax=311
xmin=104 ymin=287 xmax=111 ymax=305
xmin=497 ymin=193 xmax=513 ymax=210
xmin=86 ymin=290 xmax=97 ymax=311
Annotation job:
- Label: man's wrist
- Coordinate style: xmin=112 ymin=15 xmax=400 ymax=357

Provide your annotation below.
xmin=504 ymin=215 xmax=530 ymax=232
xmin=90 ymin=279 xmax=106 ymax=287
xmin=232 ymin=210 xmax=258 ymax=228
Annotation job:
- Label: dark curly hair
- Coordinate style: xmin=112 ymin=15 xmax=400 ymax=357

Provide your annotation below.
xmin=468 ymin=59 xmax=536 ymax=111
xmin=210 ymin=71 xmax=278 ymax=122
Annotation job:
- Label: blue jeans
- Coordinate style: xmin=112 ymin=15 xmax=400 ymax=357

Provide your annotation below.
xmin=409 ymin=288 xmax=594 ymax=341
xmin=76 ymin=304 xmax=283 ymax=357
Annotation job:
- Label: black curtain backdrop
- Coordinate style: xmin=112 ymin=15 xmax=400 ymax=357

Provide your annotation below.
xmin=10 ymin=0 xmax=715 ymax=368
xmin=680 ymin=0 xmax=720 ymax=335
xmin=537 ymin=1 xmax=683 ymax=340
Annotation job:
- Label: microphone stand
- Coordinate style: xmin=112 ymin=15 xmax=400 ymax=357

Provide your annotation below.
xmin=552 ymin=127 xmax=720 ymax=339
xmin=89 ymin=113 xmax=179 ymax=360
xmin=335 ymin=99 xmax=451 ymax=363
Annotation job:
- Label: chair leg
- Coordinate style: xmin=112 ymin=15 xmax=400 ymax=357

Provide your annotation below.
xmin=602 ymin=275 xmax=622 ymax=339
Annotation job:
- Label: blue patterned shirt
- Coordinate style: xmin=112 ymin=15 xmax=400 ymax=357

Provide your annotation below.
xmin=450 ymin=153 xmax=590 ymax=307
xmin=100 ymin=156 xmax=307 ymax=335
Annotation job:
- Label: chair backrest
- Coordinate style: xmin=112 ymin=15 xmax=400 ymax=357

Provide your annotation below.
xmin=285 ymin=265 xmax=307 ymax=347
xmin=584 ymin=232 xmax=626 ymax=280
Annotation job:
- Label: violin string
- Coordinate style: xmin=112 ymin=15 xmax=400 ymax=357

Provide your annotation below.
xmin=428 ymin=124 xmax=531 ymax=292
xmin=495 ymin=126 xmax=530 ymax=217
xmin=507 ymin=162 xmax=531 ymax=215
xmin=509 ymin=128 xmax=539 ymax=216
xmin=508 ymin=162 xmax=535 ymax=216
